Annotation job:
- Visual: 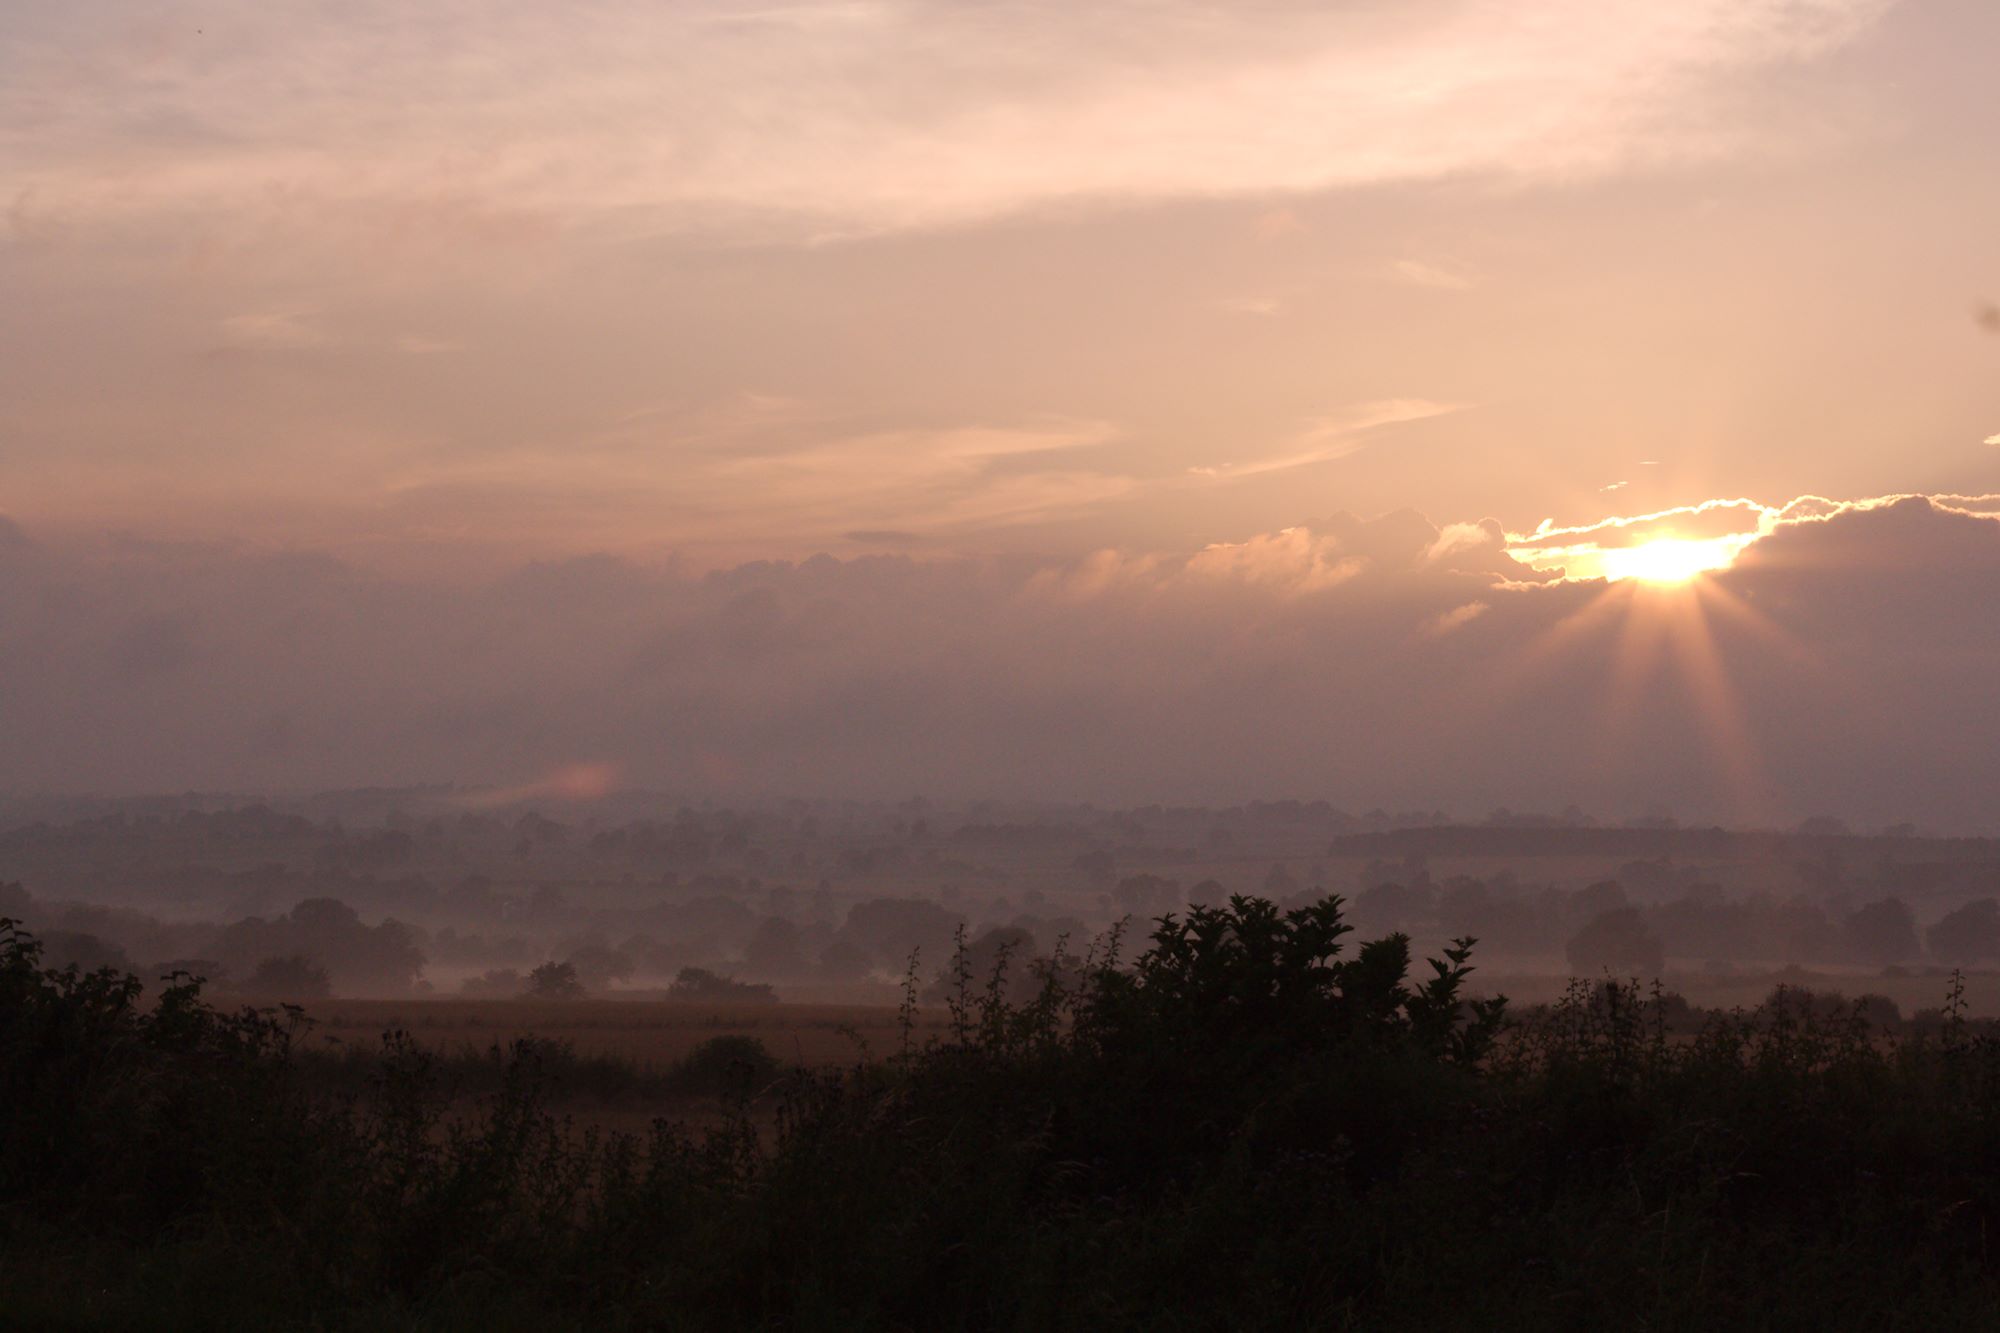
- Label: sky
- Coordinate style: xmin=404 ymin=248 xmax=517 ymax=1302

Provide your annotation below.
xmin=2 ymin=1 xmax=1998 ymax=825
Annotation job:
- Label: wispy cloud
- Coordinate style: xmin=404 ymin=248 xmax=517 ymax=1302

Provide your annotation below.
xmin=216 ymin=311 xmax=325 ymax=350
xmin=1217 ymin=296 xmax=1281 ymax=317
xmin=1425 ymin=601 xmax=1491 ymax=636
xmin=0 ymin=0 xmax=1896 ymax=246
xmin=1192 ymin=399 xmax=1465 ymax=480
xmin=366 ymin=403 xmax=1134 ymax=556
xmin=1387 ymin=259 xmax=1475 ymax=291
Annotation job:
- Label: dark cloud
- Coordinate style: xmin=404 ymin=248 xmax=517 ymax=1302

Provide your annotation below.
xmin=2 ymin=496 xmax=1998 ymax=831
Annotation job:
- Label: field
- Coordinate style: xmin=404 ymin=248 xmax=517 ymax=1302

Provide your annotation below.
xmin=299 ymin=960 xmax=2000 ymax=1085
xmin=1480 ymin=962 xmax=2000 ymax=1017
xmin=17 ymin=899 xmax=2000 ymax=1328
xmin=300 ymin=997 xmax=955 ymax=1070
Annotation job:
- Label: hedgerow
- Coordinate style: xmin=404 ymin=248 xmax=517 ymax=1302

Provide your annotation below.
xmin=6 ymin=901 xmax=2000 ymax=1330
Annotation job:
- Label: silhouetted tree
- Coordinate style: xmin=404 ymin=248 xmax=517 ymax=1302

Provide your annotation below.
xmin=1797 ymin=815 xmax=1849 ymax=837
xmin=1772 ymin=897 xmax=1842 ymax=963
xmin=1071 ymin=848 xmax=1115 ymax=887
xmin=1927 ymin=898 xmax=2000 ymax=963
xmin=1843 ymin=898 xmax=1919 ymax=966
xmin=243 ymin=954 xmax=332 ymax=1000
xmin=151 ymin=958 xmax=229 ymax=989
xmin=1261 ymin=862 xmax=1300 ymax=899
xmin=527 ymin=960 xmax=585 ymax=1000
xmin=665 ymin=967 xmax=776 ymax=1003
xmin=816 ymin=939 xmax=872 ymax=982
xmin=217 ymin=898 xmax=424 ymax=994
xmin=1853 ymin=993 xmax=1904 ymax=1027
xmin=459 ymin=968 xmax=525 ymax=997
xmin=1351 ymin=882 xmax=1426 ymax=935
xmin=923 ymin=926 xmax=1039 ymax=1005
xmin=1113 ymin=874 xmax=1180 ymax=917
xmin=565 ymin=943 xmax=634 ymax=992
xmin=1571 ymin=879 xmax=1629 ymax=923
xmin=742 ymin=917 xmax=810 ymax=977
xmin=1565 ymin=907 xmax=1665 ymax=977
xmin=840 ymin=898 xmax=960 ymax=969
xmin=37 ymin=931 xmax=133 ymax=975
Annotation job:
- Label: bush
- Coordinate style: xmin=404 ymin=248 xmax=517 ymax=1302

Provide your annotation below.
xmin=525 ymin=959 xmax=584 ymax=999
xmin=8 ymin=904 xmax=2000 ymax=1328
xmin=665 ymin=966 xmax=776 ymax=1003
xmin=1565 ymin=906 xmax=1665 ymax=976
xmin=671 ymin=1034 xmax=781 ymax=1095
xmin=458 ymin=966 xmax=525 ymax=997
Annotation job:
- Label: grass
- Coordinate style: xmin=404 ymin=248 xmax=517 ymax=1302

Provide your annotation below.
xmin=7 ymin=903 xmax=2000 ymax=1329
xmin=300 ymin=996 xmax=956 ymax=1070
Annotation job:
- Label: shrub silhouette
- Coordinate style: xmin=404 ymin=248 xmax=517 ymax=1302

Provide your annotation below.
xmin=34 ymin=930 xmax=133 ymax=975
xmin=459 ymin=966 xmax=525 ymax=997
xmin=10 ymin=902 xmax=2000 ymax=1328
xmin=1565 ymin=905 xmax=1665 ymax=976
xmin=1929 ymin=898 xmax=2000 ymax=963
xmin=1843 ymin=896 xmax=1921 ymax=965
xmin=665 ymin=966 xmax=776 ymax=1003
xmin=673 ymin=1034 xmax=780 ymax=1095
xmin=565 ymin=942 xmax=635 ymax=991
xmin=526 ymin=959 xmax=584 ymax=999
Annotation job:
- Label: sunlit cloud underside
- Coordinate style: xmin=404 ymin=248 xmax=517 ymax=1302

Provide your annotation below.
xmin=1506 ymin=498 xmax=1779 ymax=584
xmin=1507 ymin=493 xmax=2000 ymax=585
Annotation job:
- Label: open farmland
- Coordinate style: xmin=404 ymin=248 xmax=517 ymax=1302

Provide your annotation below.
xmin=299 ymin=997 xmax=957 ymax=1070
xmin=1479 ymin=963 xmax=2000 ymax=1018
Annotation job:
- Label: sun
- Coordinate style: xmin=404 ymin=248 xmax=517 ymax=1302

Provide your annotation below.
xmin=1491 ymin=502 xmax=1805 ymax=823
xmin=1598 ymin=536 xmax=1741 ymax=585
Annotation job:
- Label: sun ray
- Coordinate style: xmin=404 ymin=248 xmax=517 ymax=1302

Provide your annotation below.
xmin=1693 ymin=577 xmax=1822 ymax=675
xmin=1482 ymin=515 xmax=1804 ymax=825
xmin=1490 ymin=583 xmax=1625 ymax=692
xmin=1661 ymin=587 xmax=1776 ymax=824
xmin=1590 ymin=583 xmax=1671 ymax=771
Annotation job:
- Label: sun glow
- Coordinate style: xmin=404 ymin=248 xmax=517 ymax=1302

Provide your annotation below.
xmin=1598 ymin=536 xmax=1743 ymax=584
xmin=1488 ymin=506 xmax=1810 ymax=828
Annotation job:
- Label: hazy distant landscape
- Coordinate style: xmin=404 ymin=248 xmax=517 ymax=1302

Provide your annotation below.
xmin=12 ymin=797 xmax=2000 ymax=1327
xmin=10 ymin=792 xmax=2000 ymax=1017
xmin=8 ymin=0 xmax=2000 ymax=1325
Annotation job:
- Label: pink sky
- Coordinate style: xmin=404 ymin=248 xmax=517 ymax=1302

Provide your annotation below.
xmin=2 ymin=1 xmax=1998 ymax=823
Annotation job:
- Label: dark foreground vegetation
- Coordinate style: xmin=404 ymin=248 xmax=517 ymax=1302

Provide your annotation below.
xmin=7 ymin=901 xmax=2000 ymax=1331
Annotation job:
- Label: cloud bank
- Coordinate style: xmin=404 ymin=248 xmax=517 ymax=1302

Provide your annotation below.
xmin=3 ymin=490 xmax=1997 ymax=831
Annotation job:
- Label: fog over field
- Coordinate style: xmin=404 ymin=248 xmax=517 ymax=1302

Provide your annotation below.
xmin=7 ymin=0 xmax=2000 ymax=1325
xmin=8 ymin=791 xmax=2000 ymax=1025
